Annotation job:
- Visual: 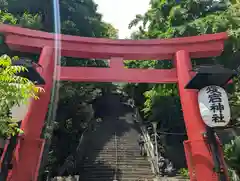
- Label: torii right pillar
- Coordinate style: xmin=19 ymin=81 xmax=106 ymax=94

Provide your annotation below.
xmin=175 ymin=50 xmax=227 ymax=181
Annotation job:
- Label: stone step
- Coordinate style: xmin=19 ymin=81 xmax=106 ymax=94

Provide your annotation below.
xmin=83 ymin=164 xmax=151 ymax=168
xmin=103 ymin=136 xmax=139 ymax=139
xmin=85 ymin=153 xmax=146 ymax=157
xmin=92 ymin=142 xmax=139 ymax=148
xmin=84 ymin=159 xmax=147 ymax=163
xmin=80 ymin=176 xmax=188 ymax=181
xmin=89 ymin=149 xmax=142 ymax=153
xmin=81 ymin=171 xmax=153 ymax=176
xmin=80 ymin=176 xmax=154 ymax=180
xmin=79 ymin=175 xmax=154 ymax=179
xmin=99 ymin=141 xmax=138 ymax=143
xmin=84 ymin=154 xmax=144 ymax=159
xmin=83 ymin=156 xmax=149 ymax=161
xmin=81 ymin=167 xmax=152 ymax=172
xmin=80 ymin=178 xmax=154 ymax=181
xmin=86 ymin=158 xmax=145 ymax=161
xmin=89 ymin=146 xmax=140 ymax=149
xmin=86 ymin=150 xmax=141 ymax=153
xmin=95 ymin=137 xmax=138 ymax=140
xmin=85 ymin=153 xmax=144 ymax=158
xmin=100 ymin=146 xmax=139 ymax=149
xmin=87 ymin=148 xmax=140 ymax=150
xmin=84 ymin=159 xmax=150 ymax=164
xmin=81 ymin=166 xmax=152 ymax=171
xmin=81 ymin=162 xmax=151 ymax=166
xmin=86 ymin=156 xmax=148 ymax=160
xmin=82 ymin=163 xmax=152 ymax=167
xmin=100 ymin=144 xmax=139 ymax=147
xmin=107 ymin=138 xmax=139 ymax=141
xmin=105 ymin=139 xmax=139 ymax=142
xmin=160 ymin=177 xmax=190 ymax=181
xmin=80 ymin=177 xmax=154 ymax=180
xmin=91 ymin=154 xmax=144 ymax=158
xmin=92 ymin=147 xmax=140 ymax=151
xmin=89 ymin=149 xmax=141 ymax=153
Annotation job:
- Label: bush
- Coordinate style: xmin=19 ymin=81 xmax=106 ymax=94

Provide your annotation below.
xmin=224 ymin=137 xmax=240 ymax=169
xmin=224 ymin=136 xmax=240 ymax=180
xmin=178 ymin=168 xmax=189 ymax=178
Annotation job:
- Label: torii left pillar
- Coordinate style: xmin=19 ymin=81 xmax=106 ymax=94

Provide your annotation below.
xmin=9 ymin=46 xmax=54 ymax=181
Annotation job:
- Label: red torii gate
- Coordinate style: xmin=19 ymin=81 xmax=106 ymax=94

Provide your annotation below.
xmin=0 ymin=24 xmax=228 ymax=181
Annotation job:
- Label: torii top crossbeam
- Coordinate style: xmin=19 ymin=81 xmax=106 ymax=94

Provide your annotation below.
xmin=0 ymin=25 xmax=227 ymax=83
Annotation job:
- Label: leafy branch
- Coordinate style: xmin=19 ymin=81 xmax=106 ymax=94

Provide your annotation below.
xmin=0 ymin=54 xmax=44 ymax=137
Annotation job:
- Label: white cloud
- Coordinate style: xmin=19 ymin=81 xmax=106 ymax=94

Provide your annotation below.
xmin=94 ymin=0 xmax=150 ymax=39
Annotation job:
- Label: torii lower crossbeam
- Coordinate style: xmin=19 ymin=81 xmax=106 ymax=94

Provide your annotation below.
xmin=59 ymin=67 xmax=178 ymax=83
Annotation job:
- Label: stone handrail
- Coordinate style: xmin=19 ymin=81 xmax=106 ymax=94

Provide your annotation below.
xmin=135 ymin=108 xmax=160 ymax=176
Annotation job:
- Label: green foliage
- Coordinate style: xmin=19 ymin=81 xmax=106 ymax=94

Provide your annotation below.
xmin=0 ymin=9 xmax=17 ymax=24
xmin=178 ymin=168 xmax=189 ymax=178
xmin=0 ymin=0 xmax=118 ymax=178
xmin=0 ymin=0 xmax=118 ymax=179
xmin=142 ymin=84 xmax=178 ymax=118
xmin=129 ymin=0 xmax=240 ymax=56
xmin=0 ymin=9 xmax=42 ymax=29
xmin=0 ymin=54 xmax=43 ymax=137
xmin=228 ymin=167 xmax=240 ymax=181
xmin=100 ymin=22 xmax=119 ymax=39
xmin=127 ymin=0 xmax=240 ymax=124
xmin=18 ymin=11 xmax=43 ymax=29
xmin=224 ymin=137 xmax=240 ymax=177
xmin=125 ymin=0 xmax=240 ymax=171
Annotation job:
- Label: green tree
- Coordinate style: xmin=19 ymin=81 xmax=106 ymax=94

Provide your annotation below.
xmin=128 ymin=0 xmax=240 ymax=127
xmin=126 ymin=0 xmax=240 ymax=171
xmin=0 ymin=0 xmax=118 ymax=179
xmin=101 ymin=22 xmax=119 ymax=39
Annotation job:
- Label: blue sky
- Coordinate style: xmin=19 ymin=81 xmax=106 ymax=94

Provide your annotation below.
xmin=94 ymin=0 xmax=150 ymax=38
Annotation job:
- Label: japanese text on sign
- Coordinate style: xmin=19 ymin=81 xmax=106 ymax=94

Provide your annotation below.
xmin=198 ymin=85 xmax=230 ymax=127
xmin=206 ymin=86 xmax=225 ymax=123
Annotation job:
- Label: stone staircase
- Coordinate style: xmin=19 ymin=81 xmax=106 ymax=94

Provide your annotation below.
xmin=77 ymin=94 xmax=188 ymax=181
xmin=78 ymin=96 xmax=155 ymax=181
xmin=81 ymin=141 xmax=154 ymax=181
